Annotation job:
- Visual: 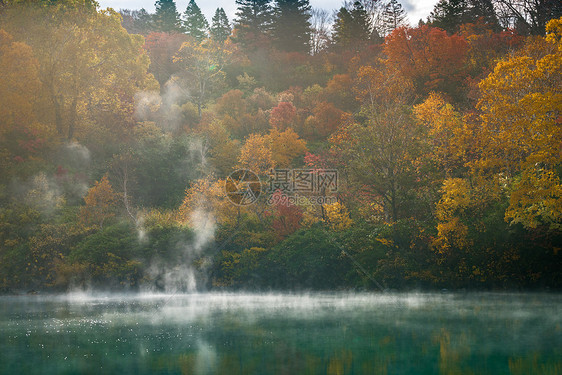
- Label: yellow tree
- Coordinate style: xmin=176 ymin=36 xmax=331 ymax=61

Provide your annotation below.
xmin=178 ymin=176 xmax=239 ymax=227
xmin=237 ymin=128 xmax=307 ymax=175
xmin=1 ymin=0 xmax=157 ymax=140
xmin=205 ymin=120 xmax=241 ymax=177
xmin=0 ymin=29 xmax=40 ymax=134
xmin=477 ymin=17 xmax=562 ymax=231
xmin=174 ymin=38 xmax=234 ymax=118
xmin=267 ymin=127 xmax=308 ymax=168
xmin=324 ymin=202 xmax=353 ymax=232
xmin=237 ymin=133 xmax=275 ymax=176
xmin=413 ymin=92 xmax=472 ymax=176
xmin=79 ymin=176 xmax=119 ymax=229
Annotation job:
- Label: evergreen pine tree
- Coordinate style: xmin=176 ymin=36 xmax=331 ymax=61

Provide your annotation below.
xmin=349 ymin=1 xmax=371 ymax=42
xmin=183 ymin=0 xmax=209 ymax=41
xmin=272 ymin=0 xmax=312 ymax=53
xmin=211 ymin=8 xmax=231 ymax=43
xmin=382 ymin=0 xmax=407 ymax=36
xmin=136 ymin=9 xmax=154 ymax=34
xmin=234 ymin=0 xmax=274 ymax=39
xmin=332 ymin=7 xmax=354 ymax=48
xmin=429 ymin=0 xmax=500 ymax=34
xmin=332 ymin=2 xmax=372 ymax=50
xmin=429 ymin=0 xmax=467 ymax=33
xmin=468 ymin=0 xmax=500 ymax=30
xmin=153 ymin=0 xmax=183 ymax=33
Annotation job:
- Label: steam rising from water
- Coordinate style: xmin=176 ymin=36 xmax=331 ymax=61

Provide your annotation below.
xmin=134 ymin=79 xmax=216 ymax=293
xmin=143 ymin=208 xmax=215 ymax=293
xmin=189 ymin=208 xmax=216 ymax=253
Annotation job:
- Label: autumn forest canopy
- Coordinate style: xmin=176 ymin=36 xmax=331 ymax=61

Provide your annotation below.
xmin=0 ymin=0 xmax=561 ymax=292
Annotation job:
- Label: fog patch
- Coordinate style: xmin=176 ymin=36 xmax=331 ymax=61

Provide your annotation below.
xmin=64 ymin=142 xmax=91 ymax=167
xmin=134 ymin=77 xmax=189 ymax=132
xmin=14 ymin=172 xmax=65 ymax=215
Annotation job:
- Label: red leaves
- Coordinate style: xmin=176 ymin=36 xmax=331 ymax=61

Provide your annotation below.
xmin=269 ymin=101 xmax=297 ymax=130
xmin=270 ymin=191 xmax=303 ymax=240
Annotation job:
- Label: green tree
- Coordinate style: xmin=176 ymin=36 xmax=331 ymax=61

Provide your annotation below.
xmin=349 ymin=0 xmax=372 ymax=41
xmin=272 ymin=0 xmax=312 ymax=53
xmin=211 ymin=7 xmax=231 ymax=42
xmin=429 ymin=0 xmax=467 ymax=34
xmin=260 ymin=225 xmax=352 ymax=289
xmin=332 ymin=2 xmax=371 ymax=50
xmin=331 ymin=65 xmax=422 ymax=222
xmin=468 ymin=0 xmax=499 ymax=30
xmin=234 ymin=0 xmax=274 ymax=45
xmin=183 ymin=0 xmax=209 ymax=41
xmin=429 ymin=0 xmax=499 ymax=33
xmin=332 ymin=7 xmax=354 ymax=47
xmin=154 ymin=0 xmax=183 ymax=33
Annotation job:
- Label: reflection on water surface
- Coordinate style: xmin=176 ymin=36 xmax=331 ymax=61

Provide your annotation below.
xmin=0 ymin=293 xmax=561 ymax=374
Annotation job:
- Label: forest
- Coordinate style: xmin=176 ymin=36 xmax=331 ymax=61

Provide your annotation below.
xmin=0 ymin=0 xmax=561 ymax=293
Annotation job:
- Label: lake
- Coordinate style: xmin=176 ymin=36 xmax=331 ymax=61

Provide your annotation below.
xmin=0 ymin=292 xmax=561 ymax=374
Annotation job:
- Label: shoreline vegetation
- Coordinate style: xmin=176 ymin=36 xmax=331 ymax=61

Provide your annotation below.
xmin=1 ymin=0 xmax=561 ymax=294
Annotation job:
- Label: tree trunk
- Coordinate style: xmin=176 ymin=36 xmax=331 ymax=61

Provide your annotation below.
xmin=67 ymin=95 xmax=78 ymax=141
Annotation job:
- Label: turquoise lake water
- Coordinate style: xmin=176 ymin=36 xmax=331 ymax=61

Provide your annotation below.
xmin=1 ymin=292 xmax=561 ymax=374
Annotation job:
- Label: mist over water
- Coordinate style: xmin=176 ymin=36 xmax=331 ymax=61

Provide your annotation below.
xmin=1 ymin=292 xmax=561 ymax=374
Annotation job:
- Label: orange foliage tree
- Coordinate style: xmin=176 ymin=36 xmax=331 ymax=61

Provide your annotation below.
xmin=384 ymin=25 xmax=468 ymax=100
xmin=144 ymin=32 xmax=188 ymax=85
xmin=271 ymin=191 xmax=303 ymax=240
xmin=303 ymin=102 xmax=346 ymax=140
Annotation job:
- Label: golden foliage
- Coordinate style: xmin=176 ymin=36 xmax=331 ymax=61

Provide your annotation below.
xmin=434 ymin=178 xmax=473 ymax=253
xmin=237 ymin=133 xmax=275 ymax=175
xmin=79 ymin=176 xmax=119 ymax=229
xmin=505 ymin=169 xmax=562 ymax=231
xmin=477 ymin=17 xmax=562 ymax=230
xmin=177 ymin=177 xmax=239 ymax=227
xmin=413 ymin=92 xmax=470 ymax=174
xmin=237 ymin=128 xmax=308 ymax=174
xmin=0 ymin=29 xmax=41 ymax=134
xmin=324 ymin=202 xmax=353 ymax=232
xmin=267 ymin=127 xmax=308 ymax=168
